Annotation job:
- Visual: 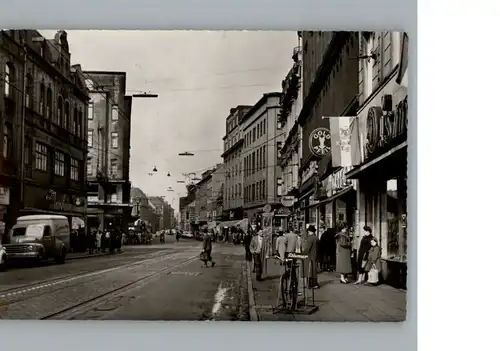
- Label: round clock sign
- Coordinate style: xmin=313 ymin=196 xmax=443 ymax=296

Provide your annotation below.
xmin=309 ymin=127 xmax=331 ymax=157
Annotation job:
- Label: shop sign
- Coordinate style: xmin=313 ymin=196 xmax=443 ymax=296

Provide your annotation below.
xmin=301 ymin=160 xmax=318 ymax=185
xmin=309 ymin=127 xmax=331 ymax=157
xmin=0 ymin=187 xmax=10 ymax=206
xmin=401 ymin=213 xmax=407 ymax=229
xmin=280 ymin=196 xmax=295 ymax=207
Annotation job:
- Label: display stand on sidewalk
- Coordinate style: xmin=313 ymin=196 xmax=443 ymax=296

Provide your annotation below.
xmin=272 ymin=255 xmax=319 ymax=315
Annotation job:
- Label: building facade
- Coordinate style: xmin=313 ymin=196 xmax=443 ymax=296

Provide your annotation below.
xmin=84 ymin=71 xmax=132 ymax=232
xmin=162 ymin=201 xmax=175 ymax=230
xmin=345 ymin=32 xmax=408 ymax=289
xmin=241 ymin=92 xmax=283 ymax=221
xmin=221 ymin=105 xmax=251 ymax=221
xmin=207 ymin=163 xmax=224 ymax=223
xmin=296 ymin=31 xmax=359 ymax=235
xmin=0 ymin=30 xmax=89 ymax=243
xmin=279 ymin=33 xmax=304 ymax=230
xmin=193 ymin=169 xmax=215 ymax=229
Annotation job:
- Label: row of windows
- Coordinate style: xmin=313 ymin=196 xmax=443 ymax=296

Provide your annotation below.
xmin=86 ymin=157 xmax=119 ymax=176
xmin=244 ymin=180 xmax=267 ymax=203
xmin=244 ymin=118 xmax=266 ymax=148
xmin=3 ymin=63 xmax=86 ymax=139
xmin=87 ymin=130 xmax=119 ymax=149
xmin=225 ymin=183 xmax=242 ymax=200
xmin=88 ymin=103 xmax=120 ymax=121
xmin=244 ymin=145 xmax=267 ymax=177
xmin=34 ymin=142 xmax=81 ymax=182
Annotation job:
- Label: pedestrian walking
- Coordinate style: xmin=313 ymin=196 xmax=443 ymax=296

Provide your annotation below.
xmin=243 ymin=230 xmax=252 ymax=262
xmin=354 ymin=225 xmax=375 ymax=285
xmin=303 ymin=225 xmax=320 ymax=289
xmin=249 ymin=230 xmax=264 ymax=281
xmin=335 ymin=223 xmax=352 ymax=284
xmin=284 ymin=228 xmax=299 ymax=256
xmin=364 ymin=238 xmax=381 ymax=285
xmin=96 ymin=231 xmax=102 ymax=252
xmin=202 ymin=228 xmax=215 ymax=268
xmin=88 ymin=230 xmax=95 ymax=254
xmin=275 ymin=230 xmax=287 ymax=261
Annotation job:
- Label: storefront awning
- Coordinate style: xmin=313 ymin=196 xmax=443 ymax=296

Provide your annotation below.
xmin=346 ymin=141 xmax=407 ymax=180
xmin=309 ymin=185 xmax=355 ymax=208
xmin=216 ymin=220 xmax=241 ymax=230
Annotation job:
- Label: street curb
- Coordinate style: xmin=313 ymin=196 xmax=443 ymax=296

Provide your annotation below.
xmin=246 ymin=261 xmax=258 ymax=321
xmin=67 ymin=251 xmax=123 ymax=261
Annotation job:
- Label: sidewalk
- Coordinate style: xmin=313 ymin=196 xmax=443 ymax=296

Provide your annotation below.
xmin=247 ymin=259 xmax=406 ymax=322
xmin=67 ymin=250 xmax=122 ymax=261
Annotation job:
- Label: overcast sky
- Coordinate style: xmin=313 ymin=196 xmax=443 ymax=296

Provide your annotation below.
xmin=41 ymin=30 xmax=297 ymax=212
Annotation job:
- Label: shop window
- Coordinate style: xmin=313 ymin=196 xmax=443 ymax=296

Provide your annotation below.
xmin=386 ymin=178 xmax=407 ymax=262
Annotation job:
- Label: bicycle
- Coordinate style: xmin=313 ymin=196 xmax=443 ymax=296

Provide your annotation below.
xmin=275 ymin=255 xmax=299 ymax=310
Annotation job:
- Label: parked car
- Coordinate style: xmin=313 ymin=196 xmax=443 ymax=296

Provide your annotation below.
xmin=182 ymin=232 xmax=194 ymax=238
xmin=3 ymin=215 xmax=70 ymax=265
xmin=0 ymin=244 xmax=8 ymax=271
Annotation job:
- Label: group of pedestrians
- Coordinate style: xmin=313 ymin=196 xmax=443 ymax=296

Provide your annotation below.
xmin=87 ymin=228 xmax=124 ymax=255
xmin=247 ymin=222 xmax=382 ymax=289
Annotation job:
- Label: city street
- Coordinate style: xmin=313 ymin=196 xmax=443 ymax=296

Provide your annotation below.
xmin=0 ymin=237 xmax=248 ymax=321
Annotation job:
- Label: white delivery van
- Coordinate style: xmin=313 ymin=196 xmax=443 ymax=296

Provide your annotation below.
xmin=4 ymin=215 xmax=70 ymax=265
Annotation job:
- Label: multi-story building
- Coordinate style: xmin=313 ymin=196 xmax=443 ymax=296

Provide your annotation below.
xmin=162 ymin=201 xmax=175 ymax=229
xmin=296 ymin=31 xmax=359 ymax=234
xmin=221 ymin=105 xmax=251 ymax=221
xmin=179 ymin=185 xmax=196 ymax=232
xmin=207 ymin=163 xmax=224 ymax=223
xmin=344 ymin=32 xmax=408 ymax=288
xmin=279 ymin=34 xmax=304 ymax=226
xmin=241 ymin=92 xmax=283 ymax=221
xmin=193 ymin=169 xmax=214 ymax=229
xmin=0 ymin=30 xmax=89 ymax=243
xmin=84 ymin=71 xmax=132 ymax=232
xmin=148 ymin=196 xmax=165 ymax=232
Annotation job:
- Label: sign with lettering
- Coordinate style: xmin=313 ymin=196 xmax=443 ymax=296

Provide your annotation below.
xmin=280 ymin=196 xmax=295 ymax=207
xmin=309 ymin=127 xmax=331 ymax=157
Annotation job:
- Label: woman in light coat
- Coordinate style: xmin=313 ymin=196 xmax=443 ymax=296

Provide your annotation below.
xmin=335 ymin=224 xmax=352 ymax=284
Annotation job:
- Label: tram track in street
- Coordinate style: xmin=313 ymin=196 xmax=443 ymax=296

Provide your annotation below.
xmin=0 ymin=250 xmax=173 ymax=300
xmin=40 ymin=255 xmax=199 ymax=320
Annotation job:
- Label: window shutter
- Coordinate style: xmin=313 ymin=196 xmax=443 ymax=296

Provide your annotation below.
xmin=372 ymin=32 xmax=382 ymax=87
xmin=358 ymin=34 xmax=365 ymax=102
xmin=382 ymin=31 xmax=392 ymax=78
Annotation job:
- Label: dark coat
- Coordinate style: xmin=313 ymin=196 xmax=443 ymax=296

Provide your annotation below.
xmin=335 ymin=232 xmax=352 ymax=274
xmin=303 ymin=234 xmax=319 ymax=279
xmin=366 ymin=245 xmax=381 ymax=271
xmin=357 ymin=234 xmax=374 ymax=269
xmin=202 ymin=234 xmax=212 ymax=252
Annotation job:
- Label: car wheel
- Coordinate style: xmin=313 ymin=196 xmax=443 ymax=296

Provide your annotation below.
xmin=56 ymin=248 xmax=66 ymax=264
xmin=0 ymin=257 xmax=7 ymax=272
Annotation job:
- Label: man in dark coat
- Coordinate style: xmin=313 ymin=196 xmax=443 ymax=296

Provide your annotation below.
xmin=202 ymin=228 xmax=215 ymax=267
xmin=354 ymin=225 xmax=375 ymax=284
xmin=303 ymin=225 xmax=320 ymax=289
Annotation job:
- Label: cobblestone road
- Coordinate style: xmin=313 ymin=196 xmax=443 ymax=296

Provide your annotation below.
xmin=0 ymin=238 xmax=248 ymax=321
